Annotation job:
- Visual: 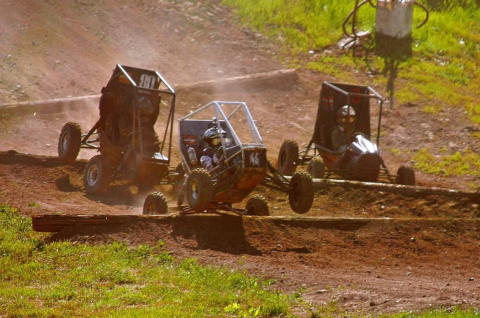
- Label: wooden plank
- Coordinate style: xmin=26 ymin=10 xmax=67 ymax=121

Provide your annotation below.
xmin=308 ymin=177 xmax=480 ymax=201
xmin=32 ymin=214 xmax=138 ymax=233
xmin=32 ymin=213 xmax=480 ymax=234
xmin=31 ymin=214 xmax=369 ymax=233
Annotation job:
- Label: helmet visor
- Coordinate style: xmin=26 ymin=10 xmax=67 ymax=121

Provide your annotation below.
xmin=211 ymin=138 xmax=221 ymax=146
xmin=339 ymin=116 xmax=356 ymax=124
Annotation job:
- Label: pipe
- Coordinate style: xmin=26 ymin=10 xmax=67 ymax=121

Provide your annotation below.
xmin=342 ymin=0 xmax=377 ymax=39
xmin=414 ymin=1 xmax=430 ymax=28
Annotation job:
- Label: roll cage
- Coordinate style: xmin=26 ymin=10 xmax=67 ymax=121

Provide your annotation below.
xmin=300 ymin=81 xmax=384 ymax=165
xmin=80 ymin=65 xmax=177 ymax=181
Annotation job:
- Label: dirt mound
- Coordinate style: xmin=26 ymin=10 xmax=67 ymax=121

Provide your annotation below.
xmin=0 ymin=0 xmax=282 ymax=105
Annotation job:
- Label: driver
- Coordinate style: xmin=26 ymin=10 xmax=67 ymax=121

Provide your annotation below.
xmin=115 ymin=93 xmax=159 ymax=152
xmin=331 ymin=105 xmax=357 ymax=152
xmin=200 ymin=120 xmax=231 ymax=172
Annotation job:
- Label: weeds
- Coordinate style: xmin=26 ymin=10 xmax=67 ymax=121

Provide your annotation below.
xmin=413 ymin=148 xmax=480 ymax=176
xmin=0 ymin=204 xmax=315 ymax=317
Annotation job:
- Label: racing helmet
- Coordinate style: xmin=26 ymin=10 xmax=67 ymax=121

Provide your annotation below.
xmin=203 ymin=126 xmax=226 ymax=147
xmin=336 ymin=105 xmax=356 ymax=131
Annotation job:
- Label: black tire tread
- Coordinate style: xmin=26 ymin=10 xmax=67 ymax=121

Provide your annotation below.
xmin=277 ymin=139 xmax=299 ymax=176
xmin=143 ymin=192 xmax=168 ymax=215
xmin=289 ymin=171 xmax=314 ymax=214
xmin=58 ymin=122 xmax=82 ymax=164
xmin=246 ymin=194 xmax=269 ymax=216
xmin=396 ymin=164 xmax=416 ymax=186
xmin=83 ymin=155 xmax=112 ymax=194
xmin=186 ymin=168 xmax=213 ymax=212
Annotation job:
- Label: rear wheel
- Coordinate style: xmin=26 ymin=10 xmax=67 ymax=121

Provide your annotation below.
xmin=396 ymin=164 xmax=415 ymax=186
xmin=277 ymin=140 xmax=299 ymax=176
xmin=58 ymin=122 xmax=82 ymax=164
xmin=143 ymin=192 xmax=168 ymax=215
xmin=84 ymin=155 xmax=112 ymax=194
xmin=186 ymin=168 xmax=213 ymax=212
xmin=307 ymin=156 xmax=325 ymax=178
xmin=246 ymin=194 xmax=269 ymax=216
xmin=289 ymin=171 xmax=314 ymax=214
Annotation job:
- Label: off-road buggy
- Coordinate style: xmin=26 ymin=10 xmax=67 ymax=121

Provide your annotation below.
xmin=143 ymin=101 xmax=314 ymax=216
xmin=277 ymin=81 xmax=415 ymax=185
xmin=57 ymin=64 xmax=177 ymax=194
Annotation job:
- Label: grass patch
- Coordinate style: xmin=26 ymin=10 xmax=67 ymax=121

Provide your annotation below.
xmin=0 ymin=204 xmax=317 ymax=317
xmin=386 ymin=307 xmax=480 ymax=317
xmin=413 ymin=148 xmax=480 ymax=177
xmin=222 ymin=0 xmax=375 ymax=54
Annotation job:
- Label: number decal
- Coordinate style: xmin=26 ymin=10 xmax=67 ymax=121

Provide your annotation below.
xmin=139 ymin=74 xmax=156 ymax=89
xmin=351 ymin=88 xmax=361 ymax=104
xmin=249 ymin=152 xmax=260 ymax=166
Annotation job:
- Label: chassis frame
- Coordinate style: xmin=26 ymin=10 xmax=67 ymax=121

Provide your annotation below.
xmin=58 ymin=64 xmax=178 ymax=193
xmin=143 ymin=101 xmax=314 ymax=216
xmin=277 ymin=81 xmax=413 ymax=184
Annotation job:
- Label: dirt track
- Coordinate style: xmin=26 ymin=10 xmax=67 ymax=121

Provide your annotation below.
xmin=1 ymin=149 xmax=479 ymax=314
xmin=1 ymin=0 xmax=480 ymax=315
xmin=35 ymin=212 xmax=480 ymax=314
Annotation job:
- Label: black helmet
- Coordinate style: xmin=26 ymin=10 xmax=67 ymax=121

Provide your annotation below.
xmin=203 ymin=127 xmax=226 ymax=146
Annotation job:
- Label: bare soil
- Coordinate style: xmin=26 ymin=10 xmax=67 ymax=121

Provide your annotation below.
xmin=1 ymin=0 xmax=479 ymax=316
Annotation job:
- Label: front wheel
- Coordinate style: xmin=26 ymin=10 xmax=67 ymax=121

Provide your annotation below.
xmin=246 ymin=194 xmax=269 ymax=216
xmin=289 ymin=171 xmax=314 ymax=214
xmin=143 ymin=192 xmax=168 ymax=215
xmin=277 ymin=140 xmax=299 ymax=176
xmin=58 ymin=122 xmax=82 ymax=164
xmin=186 ymin=168 xmax=213 ymax=212
xmin=396 ymin=164 xmax=415 ymax=186
xmin=84 ymin=155 xmax=112 ymax=194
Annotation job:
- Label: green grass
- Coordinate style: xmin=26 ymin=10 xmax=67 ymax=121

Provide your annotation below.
xmin=0 ymin=204 xmax=318 ymax=317
xmin=412 ymin=148 xmax=480 ymax=177
xmin=385 ymin=307 xmax=480 ymax=317
xmin=222 ymin=0 xmax=375 ymax=55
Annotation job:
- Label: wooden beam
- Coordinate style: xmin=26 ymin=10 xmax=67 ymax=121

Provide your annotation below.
xmin=32 ymin=213 xmax=480 ymax=234
xmin=32 ymin=214 xmax=136 ymax=233
xmin=307 ymin=177 xmax=480 ymax=201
